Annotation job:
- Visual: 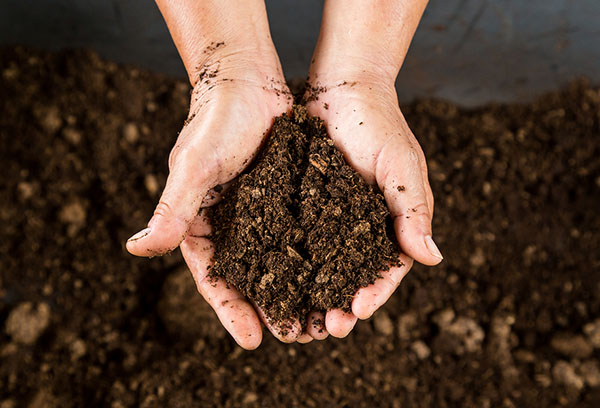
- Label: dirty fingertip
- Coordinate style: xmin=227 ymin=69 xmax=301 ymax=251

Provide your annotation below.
xmin=297 ymin=332 xmax=313 ymax=344
xmin=234 ymin=329 xmax=262 ymax=350
xmin=326 ymin=309 xmax=358 ymax=338
xmin=351 ymin=291 xmax=377 ymax=320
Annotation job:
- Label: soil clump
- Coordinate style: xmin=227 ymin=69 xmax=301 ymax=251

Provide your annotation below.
xmin=210 ymin=106 xmax=398 ymax=326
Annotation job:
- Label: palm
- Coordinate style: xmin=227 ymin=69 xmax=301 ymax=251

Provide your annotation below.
xmin=302 ymin=83 xmax=441 ymax=337
xmin=128 ymin=69 xmax=294 ymax=348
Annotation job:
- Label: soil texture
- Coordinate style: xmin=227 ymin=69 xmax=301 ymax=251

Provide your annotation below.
xmin=1 ymin=47 xmax=599 ymax=407
xmin=210 ymin=105 xmax=398 ymax=326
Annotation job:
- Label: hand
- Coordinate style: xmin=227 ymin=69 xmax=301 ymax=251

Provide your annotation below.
xmin=302 ymin=76 xmax=443 ymax=340
xmin=126 ymin=0 xmax=317 ymax=349
xmin=289 ymin=0 xmax=435 ymax=341
xmin=126 ymin=48 xmax=298 ymax=349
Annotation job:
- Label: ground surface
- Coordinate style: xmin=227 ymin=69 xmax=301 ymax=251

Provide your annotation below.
xmin=0 ymin=47 xmax=599 ymax=407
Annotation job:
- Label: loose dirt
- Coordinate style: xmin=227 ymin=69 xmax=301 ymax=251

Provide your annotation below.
xmin=210 ymin=105 xmax=398 ymax=327
xmin=1 ymin=47 xmax=599 ymax=407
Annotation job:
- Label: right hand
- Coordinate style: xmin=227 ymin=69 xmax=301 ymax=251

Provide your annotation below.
xmin=126 ymin=49 xmax=298 ymax=349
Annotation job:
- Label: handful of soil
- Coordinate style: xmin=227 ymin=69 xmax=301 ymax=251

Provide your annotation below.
xmin=209 ymin=106 xmax=399 ymax=326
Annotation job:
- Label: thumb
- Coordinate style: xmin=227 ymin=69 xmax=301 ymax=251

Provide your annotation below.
xmin=126 ymin=148 xmax=214 ymax=257
xmin=378 ymin=140 xmax=443 ymax=266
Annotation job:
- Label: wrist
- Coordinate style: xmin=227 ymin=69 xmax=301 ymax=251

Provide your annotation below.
xmin=156 ymin=0 xmax=282 ymax=86
xmin=308 ymin=49 xmax=399 ymax=90
xmin=189 ymin=41 xmax=283 ymax=87
xmin=307 ymin=0 xmax=427 ymax=91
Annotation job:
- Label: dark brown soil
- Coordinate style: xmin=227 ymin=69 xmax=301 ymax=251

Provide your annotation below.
xmin=1 ymin=47 xmax=600 ymax=407
xmin=210 ymin=105 xmax=398 ymax=326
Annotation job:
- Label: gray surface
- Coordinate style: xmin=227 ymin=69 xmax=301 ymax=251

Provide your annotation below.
xmin=1 ymin=0 xmax=599 ymax=106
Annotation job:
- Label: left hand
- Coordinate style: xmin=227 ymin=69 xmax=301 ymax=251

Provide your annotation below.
xmin=302 ymin=77 xmax=443 ymax=340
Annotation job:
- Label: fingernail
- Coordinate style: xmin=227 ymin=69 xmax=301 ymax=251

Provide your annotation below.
xmin=424 ymin=235 xmax=443 ymax=260
xmin=127 ymin=227 xmax=152 ymax=242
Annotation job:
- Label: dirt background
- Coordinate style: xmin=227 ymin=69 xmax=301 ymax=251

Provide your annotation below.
xmin=0 ymin=47 xmax=599 ymax=407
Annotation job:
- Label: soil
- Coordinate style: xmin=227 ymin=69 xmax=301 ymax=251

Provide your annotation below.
xmin=210 ymin=105 xmax=398 ymax=327
xmin=1 ymin=46 xmax=600 ymax=407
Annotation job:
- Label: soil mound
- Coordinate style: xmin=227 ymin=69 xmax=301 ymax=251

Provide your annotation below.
xmin=210 ymin=106 xmax=399 ymax=325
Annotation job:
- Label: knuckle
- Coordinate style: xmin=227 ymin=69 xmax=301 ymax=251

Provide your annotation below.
xmin=381 ymin=276 xmax=397 ymax=296
xmin=169 ymin=144 xmax=220 ymax=183
xmin=410 ymin=202 xmax=430 ymax=214
xmin=404 ymin=135 xmax=427 ymax=164
xmin=403 ymin=257 xmax=415 ymax=269
xmin=403 ymin=144 xmax=421 ymax=165
xmin=168 ymin=144 xmax=183 ymax=171
xmin=153 ymin=200 xmax=174 ymax=219
xmin=404 ymin=202 xmax=431 ymax=220
xmin=169 ymin=145 xmax=198 ymax=171
xmin=414 ymin=210 xmax=433 ymax=225
xmin=420 ymin=159 xmax=429 ymax=177
xmin=424 ymin=184 xmax=435 ymax=214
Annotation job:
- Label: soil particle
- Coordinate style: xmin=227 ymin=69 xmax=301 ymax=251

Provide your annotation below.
xmin=553 ymin=361 xmax=585 ymax=390
xmin=123 ymin=122 xmax=139 ymax=144
xmin=0 ymin=400 xmax=16 ymax=408
xmin=469 ymin=247 xmax=486 ymax=267
xmin=17 ymin=182 xmax=35 ymax=200
xmin=551 ymin=333 xmax=594 ymax=359
xmin=242 ymin=392 xmax=258 ymax=405
xmin=69 ymin=338 xmax=87 ymax=361
xmin=397 ymin=311 xmax=419 ymax=341
xmin=209 ymin=106 xmax=399 ymax=325
xmin=373 ymin=311 xmax=395 ymax=336
xmin=58 ymin=200 xmax=87 ymax=237
xmin=5 ymin=302 xmax=51 ymax=345
xmin=144 ymin=174 xmax=160 ymax=196
xmin=487 ymin=313 xmax=518 ymax=380
xmin=34 ymin=105 xmax=62 ymax=134
xmin=579 ymin=360 xmax=600 ymax=387
xmin=584 ymin=319 xmax=600 ymax=348
xmin=411 ymin=340 xmax=431 ymax=360
xmin=59 ymin=200 xmax=87 ymax=225
xmin=62 ymin=127 xmax=82 ymax=145
xmin=433 ymin=310 xmax=485 ymax=355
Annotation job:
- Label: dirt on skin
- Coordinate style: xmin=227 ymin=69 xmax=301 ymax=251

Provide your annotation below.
xmin=1 ymin=47 xmax=600 ymax=407
xmin=210 ymin=105 xmax=399 ymax=327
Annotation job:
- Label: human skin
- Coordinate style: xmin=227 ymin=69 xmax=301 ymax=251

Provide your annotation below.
xmin=126 ymin=0 xmax=301 ymax=348
xmin=303 ymin=0 xmax=443 ymax=340
xmin=127 ymin=0 xmax=442 ymax=348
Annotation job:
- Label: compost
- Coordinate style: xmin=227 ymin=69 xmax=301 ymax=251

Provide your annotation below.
xmin=1 ymin=47 xmax=599 ymax=407
xmin=210 ymin=105 xmax=398 ymax=326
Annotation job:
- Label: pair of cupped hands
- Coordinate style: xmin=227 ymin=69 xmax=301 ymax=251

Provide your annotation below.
xmin=126 ymin=45 xmax=443 ymax=349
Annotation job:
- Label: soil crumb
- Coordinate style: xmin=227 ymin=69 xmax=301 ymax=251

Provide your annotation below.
xmin=210 ymin=106 xmax=399 ymax=325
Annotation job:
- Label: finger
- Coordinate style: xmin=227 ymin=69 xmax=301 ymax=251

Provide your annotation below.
xmin=325 ymin=309 xmax=358 ymax=338
xmin=352 ymin=253 xmax=413 ymax=320
xmin=180 ymin=234 xmax=262 ymax=350
xmin=376 ymin=137 xmax=442 ymax=266
xmin=253 ymin=302 xmax=302 ymax=344
xmin=297 ymin=332 xmax=314 ymax=344
xmin=306 ymin=311 xmax=329 ymax=340
xmin=187 ymin=209 xmax=212 ymax=237
xmin=126 ymin=143 xmax=216 ymax=257
xmin=200 ymin=182 xmax=232 ymax=208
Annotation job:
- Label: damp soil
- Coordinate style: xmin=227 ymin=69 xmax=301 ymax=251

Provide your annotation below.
xmin=1 ymin=47 xmax=600 ymax=408
xmin=210 ymin=105 xmax=398 ymax=327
